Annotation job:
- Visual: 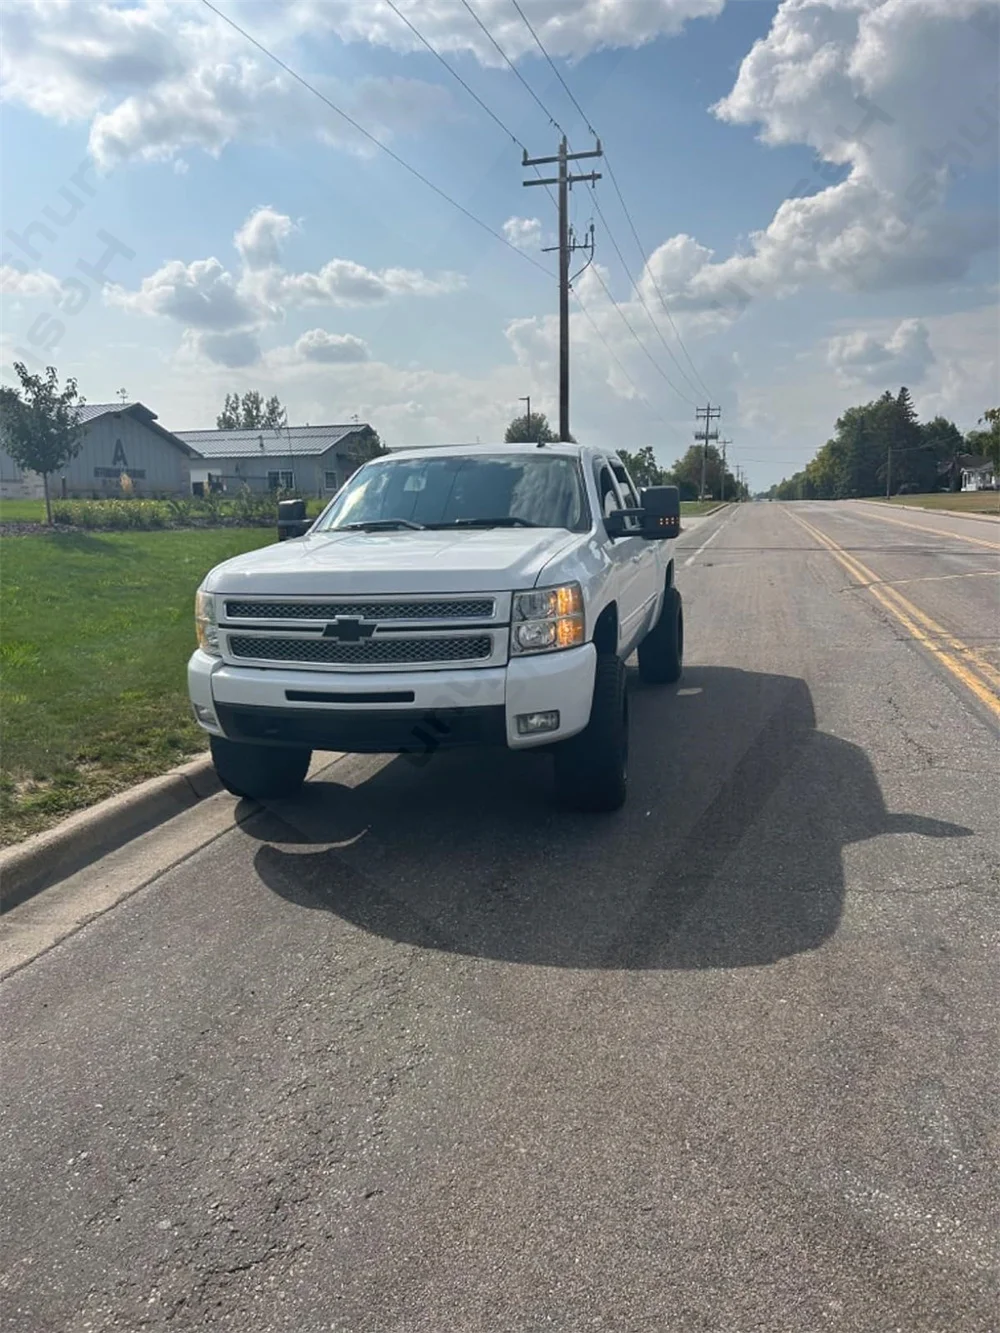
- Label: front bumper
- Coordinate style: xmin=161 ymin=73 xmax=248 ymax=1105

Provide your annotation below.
xmin=188 ymin=644 xmax=596 ymax=752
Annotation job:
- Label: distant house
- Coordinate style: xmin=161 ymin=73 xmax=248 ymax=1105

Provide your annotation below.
xmin=174 ymin=423 xmax=377 ymax=497
xmin=0 ymin=401 xmax=196 ymax=499
xmin=960 ymin=456 xmax=997 ymax=492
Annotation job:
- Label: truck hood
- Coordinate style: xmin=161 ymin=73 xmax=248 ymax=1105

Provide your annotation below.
xmin=204 ymin=527 xmax=583 ymax=595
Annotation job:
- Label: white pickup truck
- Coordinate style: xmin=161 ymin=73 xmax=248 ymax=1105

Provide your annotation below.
xmin=189 ymin=442 xmax=683 ymax=812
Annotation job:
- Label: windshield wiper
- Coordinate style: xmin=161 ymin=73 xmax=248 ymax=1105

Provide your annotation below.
xmin=427 ymin=517 xmax=540 ymax=529
xmin=340 ymin=518 xmax=426 ymax=531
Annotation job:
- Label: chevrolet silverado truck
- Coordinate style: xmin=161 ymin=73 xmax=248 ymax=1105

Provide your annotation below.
xmin=189 ymin=442 xmax=683 ymax=812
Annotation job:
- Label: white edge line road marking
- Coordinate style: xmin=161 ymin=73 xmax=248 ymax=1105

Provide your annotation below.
xmin=684 ymin=506 xmax=737 ymax=567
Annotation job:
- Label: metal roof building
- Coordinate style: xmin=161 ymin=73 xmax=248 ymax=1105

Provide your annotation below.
xmin=1 ymin=401 xmax=196 ymax=499
xmin=174 ymin=423 xmax=376 ymax=496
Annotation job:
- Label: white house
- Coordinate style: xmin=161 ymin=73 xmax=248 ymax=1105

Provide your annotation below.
xmin=960 ymin=458 xmax=997 ymax=492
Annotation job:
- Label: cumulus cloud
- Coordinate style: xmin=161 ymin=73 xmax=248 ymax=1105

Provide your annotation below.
xmin=0 ymin=264 xmax=63 ymax=298
xmin=234 ymin=206 xmax=296 ymax=270
xmin=637 ymin=0 xmax=1000 ymax=320
xmin=292 ymin=328 xmax=370 ymax=364
xmin=827 ymin=318 xmax=934 ymax=386
xmin=0 ymin=0 xmax=453 ymax=169
xmin=284 ymin=0 xmax=724 ymax=63
xmin=108 ymin=205 xmax=462 ymax=365
xmin=106 ymin=256 xmax=264 ymax=330
xmin=502 ymin=217 xmax=543 ymax=252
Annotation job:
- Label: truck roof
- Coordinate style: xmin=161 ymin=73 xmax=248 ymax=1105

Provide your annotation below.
xmin=382 ymin=441 xmax=612 ymax=463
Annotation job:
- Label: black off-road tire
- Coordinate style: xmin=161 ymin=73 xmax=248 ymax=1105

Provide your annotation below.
xmin=637 ymin=586 xmax=683 ymax=685
xmin=210 ymin=736 xmax=311 ymax=800
xmin=553 ymin=654 xmax=628 ymax=812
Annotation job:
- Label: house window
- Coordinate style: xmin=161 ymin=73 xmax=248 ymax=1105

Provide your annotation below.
xmin=267 ymin=470 xmax=295 ymax=491
xmin=324 ymin=470 xmax=339 ymax=491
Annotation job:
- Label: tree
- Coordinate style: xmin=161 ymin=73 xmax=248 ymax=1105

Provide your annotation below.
xmin=505 ymin=410 xmax=558 ymax=444
xmin=344 ymin=425 xmax=387 ymax=479
xmin=618 ymin=446 xmax=668 ymax=487
xmin=667 ymin=443 xmax=742 ymax=501
xmin=217 ymin=391 xmax=287 ymax=429
xmin=965 ymin=407 xmax=1000 ymax=468
xmin=0 ymin=362 xmax=86 ymax=523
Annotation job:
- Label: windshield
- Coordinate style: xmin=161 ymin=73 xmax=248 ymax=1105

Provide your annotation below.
xmin=315 ymin=453 xmax=591 ymax=533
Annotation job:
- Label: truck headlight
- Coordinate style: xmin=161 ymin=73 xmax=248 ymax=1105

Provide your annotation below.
xmin=195 ymin=588 xmax=221 ymax=656
xmin=511 ymin=582 xmax=585 ymax=655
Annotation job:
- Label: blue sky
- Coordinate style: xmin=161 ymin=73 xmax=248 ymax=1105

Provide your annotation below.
xmin=2 ymin=0 xmax=997 ymax=489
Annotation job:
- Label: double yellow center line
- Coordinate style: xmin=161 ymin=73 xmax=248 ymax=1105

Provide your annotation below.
xmin=788 ymin=509 xmax=1000 ymax=721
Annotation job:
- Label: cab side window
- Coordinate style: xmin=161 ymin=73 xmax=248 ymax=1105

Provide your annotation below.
xmin=612 ymin=463 xmax=640 ymax=510
xmin=594 ymin=463 xmax=624 ymax=520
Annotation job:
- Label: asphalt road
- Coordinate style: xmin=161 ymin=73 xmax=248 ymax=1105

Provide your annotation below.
xmin=3 ymin=501 xmax=999 ymax=1332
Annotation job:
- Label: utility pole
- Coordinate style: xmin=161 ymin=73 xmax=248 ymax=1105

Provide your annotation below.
xmin=520 ymin=395 xmax=531 ymax=441
xmin=886 ymin=445 xmax=892 ymax=500
xmin=719 ymin=437 xmax=732 ymax=502
xmin=524 ymin=137 xmax=602 ymax=442
xmin=695 ymin=404 xmax=721 ymax=499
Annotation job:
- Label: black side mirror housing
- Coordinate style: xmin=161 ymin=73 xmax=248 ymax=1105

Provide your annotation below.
xmin=277 ymin=497 xmax=311 ymax=541
xmin=639 ymin=485 xmax=681 ymax=539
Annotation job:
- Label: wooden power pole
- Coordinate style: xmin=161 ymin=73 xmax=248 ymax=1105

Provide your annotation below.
xmin=523 ymin=137 xmax=602 ymax=442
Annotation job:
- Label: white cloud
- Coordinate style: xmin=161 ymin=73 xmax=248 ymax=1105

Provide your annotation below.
xmin=289 ymin=328 xmax=371 ymax=364
xmin=0 ymin=0 xmax=453 ymax=169
xmin=234 ymin=206 xmax=296 ymax=271
xmin=0 ymin=264 xmax=62 ymax=298
xmin=637 ymin=0 xmax=1000 ymax=321
xmin=108 ymin=206 xmax=462 ymax=365
xmin=106 ymin=257 xmax=264 ymax=330
xmin=827 ymin=317 xmax=935 ymax=385
xmin=283 ymin=0 xmax=725 ymax=63
xmin=502 ymin=217 xmax=543 ymax=252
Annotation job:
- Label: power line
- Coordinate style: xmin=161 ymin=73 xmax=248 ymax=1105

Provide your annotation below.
xmin=505 ymin=0 xmax=715 ymax=402
xmin=198 ymin=0 xmax=554 ymax=278
xmin=382 ymin=0 xmax=524 ymax=152
xmin=603 ymin=157 xmax=714 ymax=401
xmin=591 ymin=193 xmax=701 ymax=405
xmin=508 ymin=0 xmax=597 ymax=137
xmin=588 ymin=264 xmax=698 ymax=408
xmin=457 ymin=0 xmax=564 ymax=133
xmin=570 ymin=290 xmax=668 ymax=430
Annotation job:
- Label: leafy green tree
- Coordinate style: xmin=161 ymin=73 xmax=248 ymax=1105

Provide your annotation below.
xmin=618 ymin=446 xmax=668 ymax=487
xmin=344 ymin=426 xmax=387 ymax=479
xmin=667 ymin=443 xmax=742 ymax=501
xmin=217 ymin=391 xmax=287 ymax=429
xmin=505 ymin=411 xmax=559 ymax=444
xmin=965 ymin=407 xmax=1000 ymax=468
xmin=0 ymin=362 xmax=86 ymax=523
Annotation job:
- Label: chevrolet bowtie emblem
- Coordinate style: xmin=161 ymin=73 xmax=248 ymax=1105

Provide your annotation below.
xmin=322 ymin=617 xmax=376 ymax=642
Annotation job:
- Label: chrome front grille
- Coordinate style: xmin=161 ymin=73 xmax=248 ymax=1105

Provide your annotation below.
xmin=229 ymin=634 xmax=493 ymax=666
xmin=224 ymin=597 xmax=495 ymax=621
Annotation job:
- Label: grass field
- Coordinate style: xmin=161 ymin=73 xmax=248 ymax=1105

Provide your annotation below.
xmin=873 ymin=492 xmax=1000 ymax=516
xmin=0 ymin=528 xmax=273 ymax=844
xmin=680 ymin=500 xmax=727 ymax=516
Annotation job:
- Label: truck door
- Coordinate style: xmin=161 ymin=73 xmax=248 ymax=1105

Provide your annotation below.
xmin=612 ymin=459 xmax=661 ymax=632
xmin=594 ymin=458 xmax=645 ymax=656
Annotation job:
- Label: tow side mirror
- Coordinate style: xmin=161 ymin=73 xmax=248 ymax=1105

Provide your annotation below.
xmin=639 ymin=485 xmax=681 ymax=540
xmin=277 ymin=497 xmax=311 ymax=541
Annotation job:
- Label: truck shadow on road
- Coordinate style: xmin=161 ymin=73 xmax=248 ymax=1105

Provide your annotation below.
xmin=246 ymin=666 xmax=971 ymax=970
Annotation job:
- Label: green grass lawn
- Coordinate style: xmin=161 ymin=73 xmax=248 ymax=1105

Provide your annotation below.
xmin=680 ymin=500 xmax=728 ymax=516
xmin=0 ymin=528 xmax=273 ymax=844
xmin=873 ymin=492 xmax=1000 ymax=516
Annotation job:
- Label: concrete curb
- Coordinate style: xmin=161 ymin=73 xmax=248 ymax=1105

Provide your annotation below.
xmin=0 ymin=755 xmax=220 ymax=912
xmin=860 ymin=499 xmax=1000 ymax=524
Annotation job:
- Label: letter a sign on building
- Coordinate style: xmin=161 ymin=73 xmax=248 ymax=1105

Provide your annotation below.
xmin=112 ymin=439 xmax=128 ymax=469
